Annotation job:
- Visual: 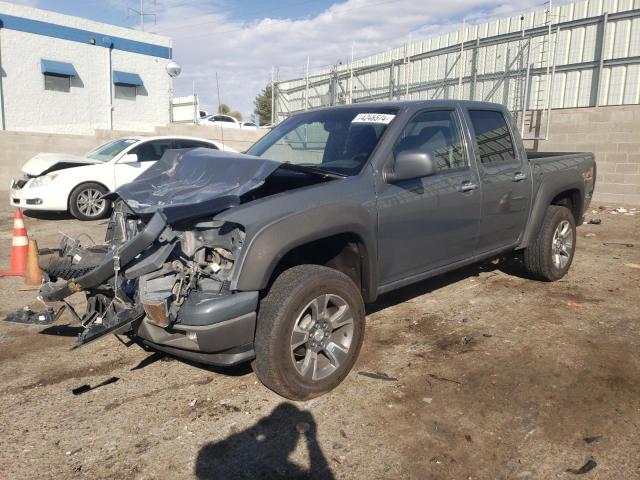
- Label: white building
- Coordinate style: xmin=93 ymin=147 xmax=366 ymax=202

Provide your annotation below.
xmin=0 ymin=1 xmax=173 ymax=134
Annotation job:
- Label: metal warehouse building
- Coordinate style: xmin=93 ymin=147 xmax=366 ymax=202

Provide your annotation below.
xmin=274 ymin=0 xmax=640 ymax=205
xmin=0 ymin=1 xmax=173 ymax=134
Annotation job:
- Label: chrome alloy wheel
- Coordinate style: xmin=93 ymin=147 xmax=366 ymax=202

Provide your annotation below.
xmin=76 ymin=188 xmax=106 ymax=218
xmin=290 ymin=294 xmax=354 ymax=381
xmin=551 ymin=219 xmax=574 ymax=269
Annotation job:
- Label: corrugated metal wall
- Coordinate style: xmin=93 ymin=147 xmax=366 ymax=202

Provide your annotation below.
xmin=274 ymin=0 xmax=640 ymax=123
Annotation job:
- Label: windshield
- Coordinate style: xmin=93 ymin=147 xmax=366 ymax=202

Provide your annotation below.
xmin=86 ymin=138 xmax=138 ymax=162
xmin=246 ymin=106 xmax=398 ymax=176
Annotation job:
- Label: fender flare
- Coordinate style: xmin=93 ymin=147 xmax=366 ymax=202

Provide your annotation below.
xmin=232 ymin=203 xmax=378 ymax=302
xmin=519 ymin=177 xmax=584 ymax=249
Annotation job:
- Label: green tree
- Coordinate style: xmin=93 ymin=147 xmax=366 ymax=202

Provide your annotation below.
xmin=218 ymin=103 xmax=242 ymax=122
xmin=253 ymin=84 xmax=272 ymax=126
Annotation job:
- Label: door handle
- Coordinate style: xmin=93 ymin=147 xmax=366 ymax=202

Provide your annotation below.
xmin=513 ymin=172 xmax=527 ymax=182
xmin=457 ymin=181 xmax=478 ymax=193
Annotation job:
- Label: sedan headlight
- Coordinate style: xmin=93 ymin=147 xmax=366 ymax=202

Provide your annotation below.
xmin=28 ymin=173 xmax=58 ymax=188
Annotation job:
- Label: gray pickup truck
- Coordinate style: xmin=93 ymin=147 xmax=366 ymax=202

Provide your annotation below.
xmin=39 ymin=100 xmax=596 ymax=399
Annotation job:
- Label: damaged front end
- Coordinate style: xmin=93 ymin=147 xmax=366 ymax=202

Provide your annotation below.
xmin=37 ymin=149 xmax=284 ymax=364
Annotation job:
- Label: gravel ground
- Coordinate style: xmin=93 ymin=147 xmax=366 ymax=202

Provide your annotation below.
xmin=0 ymin=203 xmax=638 ymax=479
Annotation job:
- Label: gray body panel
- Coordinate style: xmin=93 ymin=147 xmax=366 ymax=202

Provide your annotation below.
xmin=219 ymin=100 xmax=595 ymax=303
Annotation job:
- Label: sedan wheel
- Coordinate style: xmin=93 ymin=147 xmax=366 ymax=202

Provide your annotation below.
xmin=69 ymin=183 xmax=111 ymax=221
xmin=76 ymin=188 xmax=106 ymax=218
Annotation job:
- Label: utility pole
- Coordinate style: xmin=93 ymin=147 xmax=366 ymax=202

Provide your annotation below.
xmin=128 ymin=0 xmax=157 ymax=31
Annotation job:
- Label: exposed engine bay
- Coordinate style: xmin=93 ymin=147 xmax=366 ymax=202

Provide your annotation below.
xmin=39 ymin=199 xmax=245 ymax=347
xmin=36 ymin=148 xmax=336 ymax=352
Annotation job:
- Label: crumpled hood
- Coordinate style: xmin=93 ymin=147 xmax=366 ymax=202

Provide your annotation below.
xmin=113 ymin=148 xmax=282 ymax=222
xmin=21 ymin=152 xmax=102 ymax=176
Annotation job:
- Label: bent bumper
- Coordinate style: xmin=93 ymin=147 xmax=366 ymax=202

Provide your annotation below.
xmin=135 ymin=290 xmax=259 ymax=366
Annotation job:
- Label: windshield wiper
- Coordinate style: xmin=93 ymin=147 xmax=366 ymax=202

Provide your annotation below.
xmin=280 ymin=163 xmax=347 ymax=179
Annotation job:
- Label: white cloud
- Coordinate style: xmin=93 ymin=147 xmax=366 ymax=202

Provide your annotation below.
xmin=151 ymin=0 xmax=561 ymax=118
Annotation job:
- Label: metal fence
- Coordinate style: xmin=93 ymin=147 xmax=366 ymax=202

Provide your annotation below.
xmin=273 ymin=0 xmax=640 ymax=139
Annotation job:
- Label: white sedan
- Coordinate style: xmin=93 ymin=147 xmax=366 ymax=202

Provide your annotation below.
xmin=198 ymin=114 xmax=241 ymax=128
xmin=10 ymin=136 xmax=233 ymax=220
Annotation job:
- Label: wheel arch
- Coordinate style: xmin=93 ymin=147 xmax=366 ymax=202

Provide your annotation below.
xmin=233 ymin=205 xmax=378 ymax=303
xmin=519 ymin=180 xmax=584 ymax=250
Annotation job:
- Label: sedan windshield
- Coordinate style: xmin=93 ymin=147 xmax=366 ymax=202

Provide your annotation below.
xmin=86 ymin=138 xmax=138 ymax=162
xmin=246 ymin=106 xmax=398 ymax=176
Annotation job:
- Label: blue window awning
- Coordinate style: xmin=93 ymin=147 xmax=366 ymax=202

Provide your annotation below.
xmin=113 ymin=71 xmax=143 ymax=86
xmin=41 ymin=59 xmax=77 ymax=77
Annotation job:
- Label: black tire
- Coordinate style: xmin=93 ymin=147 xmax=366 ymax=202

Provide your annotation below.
xmin=523 ymin=205 xmax=576 ymax=281
xmin=69 ymin=182 xmax=111 ymax=221
xmin=253 ymin=265 xmax=365 ymax=400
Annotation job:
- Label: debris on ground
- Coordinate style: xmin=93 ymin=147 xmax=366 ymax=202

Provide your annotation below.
xmin=3 ymin=306 xmax=59 ymax=325
xmin=583 ymin=436 xmax=601 ymax=444
xmin=603 ymin=242 xmax=635 ymax=248
xmin=624 ymin=263 xmax=640 ymax=269
xmin=566 ymin=458 xmax=597 ymax=475
xmin=358 ymin=371 xmax=398 ymax=381
xmin=566 ymin=301 xmax=583 ymax=308
xmin=587 ymin=218 xmax=602 ymax=225
xmin=71 ymin=377 xmax=119 ymax=395
xmin=585 ymin=233 xmax=596 ymax=238
xmin=427 ymin=373 xmax=463 ymax=385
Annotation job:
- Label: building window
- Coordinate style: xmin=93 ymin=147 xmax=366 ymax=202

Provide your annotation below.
xmin=115 ymin=84 xmax=137 ymax=100
xmin=44 ymin=73 xmax=71 ymax=92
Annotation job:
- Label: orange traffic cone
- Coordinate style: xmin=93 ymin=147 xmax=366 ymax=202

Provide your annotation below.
xmin=0 ymin=209 xmax=29 ymax=277
xmin=24 ymin=238 xmax=43 ymax=286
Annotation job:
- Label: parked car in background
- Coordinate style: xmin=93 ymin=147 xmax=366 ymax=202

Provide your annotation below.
xmin=198 ymin=110 xmax=210 ymax=119
xmin=10 ymin=136 xmax=234 ymax=220
xmin=199 ymin=114 xmax=241 ymax=128
xmin=240 ymin=121 xmax=257 ymax=128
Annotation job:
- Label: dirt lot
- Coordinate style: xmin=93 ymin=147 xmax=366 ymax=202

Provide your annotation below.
xmin=0 ymin=203 xmax=638 ymax=480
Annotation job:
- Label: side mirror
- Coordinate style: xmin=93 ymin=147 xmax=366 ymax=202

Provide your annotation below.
xmin=386 ymin=150 xmax=436 ymax=182
xmin=120 ymin=153 xmax=138 ymax=164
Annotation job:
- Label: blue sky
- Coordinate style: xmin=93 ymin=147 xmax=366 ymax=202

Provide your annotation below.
xmin=16 ymin=1 xmax=342 ymax=27
xmin=12 ymin=0 xmax=555 ymax=118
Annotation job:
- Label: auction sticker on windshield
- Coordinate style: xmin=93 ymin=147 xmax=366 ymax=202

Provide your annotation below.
xmin=352 ymin=113 xmax=395 ymax=124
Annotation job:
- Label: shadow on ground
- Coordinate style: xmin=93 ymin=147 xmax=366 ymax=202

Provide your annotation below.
xmin=195 ymin=402 xmax=334 ymax=479
xmin=367 ymin=254 xmax=530 ymax=314
xmin=23 ymin=209 xmax=75 ymax=221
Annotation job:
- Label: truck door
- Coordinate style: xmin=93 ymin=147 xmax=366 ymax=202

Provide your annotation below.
xmin=377 ymin=109 xmax=482 ymax=286
xmin=466 ymin=109 xmax=531 ymax=253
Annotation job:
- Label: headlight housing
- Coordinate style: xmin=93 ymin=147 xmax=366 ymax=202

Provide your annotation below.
xmin=28 ymin=173 xmax=58 ymax=188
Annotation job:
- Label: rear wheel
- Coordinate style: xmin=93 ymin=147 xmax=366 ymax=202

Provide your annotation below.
xmin=69 ymin=183 xmax=111 ymax=221
xmin=253 ymin=265 xmax=365 ymax=400
xmin=523 ymin=205 xmax=576 ymax=281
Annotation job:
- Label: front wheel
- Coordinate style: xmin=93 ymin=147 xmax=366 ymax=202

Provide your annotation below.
xmin=69 ymin=183 xmax=111 ymax=221
xmin=523 ymin=205 xmax=576 ymax=281
xmin=253 ymin=265 xmax=365 ymax=400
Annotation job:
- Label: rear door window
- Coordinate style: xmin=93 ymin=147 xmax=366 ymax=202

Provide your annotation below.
xmin=131 ymin=140 xmax=176 ymax=162
xmin=175 ymin=140 xmax=218 ymax=150
xmin=468 ymin=110 xmax=517 ymax=165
